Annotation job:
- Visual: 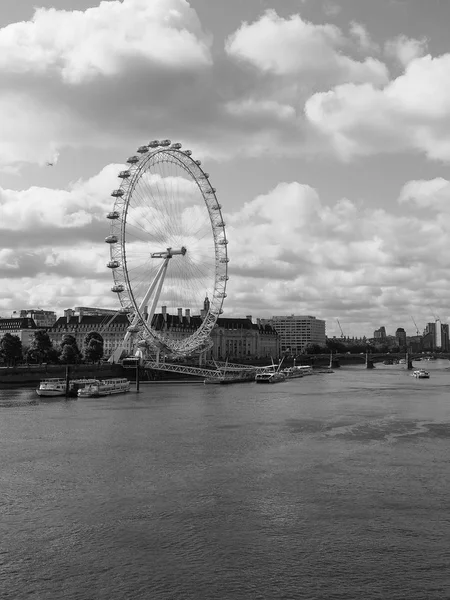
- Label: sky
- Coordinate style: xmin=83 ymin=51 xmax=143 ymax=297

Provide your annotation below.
xmin=1 ymin=0 xmax=450 ymax=338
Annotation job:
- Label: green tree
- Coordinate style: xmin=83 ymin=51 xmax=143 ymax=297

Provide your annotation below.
xmin=27 ymin=330 xmax=55 ymax=364
xmin=83 ymin=331 xmax=104 ymax=363
xmin=0 ymin=333 xmax=23 ymax=365
xmin=60 ymin=334 xmax=82 ymax=364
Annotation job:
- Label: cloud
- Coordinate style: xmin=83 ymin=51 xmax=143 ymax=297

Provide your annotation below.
xmin=1 ymin=164 xmax=450 ymax=334
xmin=385 ymin=35 xmax=427 ymax=67
xmin=349 ymin=21 xmax=379 ymax=53
xmin=0 ymin=0 xmax=211 ymax=83
xmin=305 ymin=53 xmax=450 ymax=161
xmin=225 ymin=10 xmax=388 ymax=86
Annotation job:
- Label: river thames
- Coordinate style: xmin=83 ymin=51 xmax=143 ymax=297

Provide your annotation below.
xmin=1 ymin=361 xmax=450 ymax=599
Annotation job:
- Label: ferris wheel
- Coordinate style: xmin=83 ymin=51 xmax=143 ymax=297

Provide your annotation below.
xmin=105 ymin=139 xmax=229 ymax=361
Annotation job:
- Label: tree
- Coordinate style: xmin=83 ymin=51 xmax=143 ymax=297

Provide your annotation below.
xmin=60 ymin=334 xmax=82 ymax=364
xmin=27 ymin=330 xmax=55 ymax=364
xmin=0 ymin=333 xmax=23 ymax=365
xmin=83 ymin=331 xmax=104 ymax=363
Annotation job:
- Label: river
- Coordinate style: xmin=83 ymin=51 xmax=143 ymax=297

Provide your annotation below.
xmin=1 ymin=361 xmax=450 ymax=599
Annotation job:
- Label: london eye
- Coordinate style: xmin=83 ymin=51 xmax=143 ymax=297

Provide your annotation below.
xmin=105 ymin=139 xmax=229 ymax=361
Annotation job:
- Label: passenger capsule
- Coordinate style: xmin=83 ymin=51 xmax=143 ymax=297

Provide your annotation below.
xmin=127 ymin=326 xmax=141 ymax=333
xmin=105 ymin=235 xmax=118 ymax=244
xmin=137 ymin=145 xmax=148 ymax=153
xmin=184 ymin=150 xmax=192 ymax=156
xmin=211 ymin=204 xmax=222 ymax=210
xmin=107 ymin=260 xmax=120 ymax=269
xmin=217 ymin=220 xmax=225 ymax=227
xmin=148 ymin=140 xmax=159 ymax=148
xmin=195 ymin=160 xmax=201 ymax=165
xmin=111 ymin=189 xmax=124 ymax=197
xmin=208 ymin=187 xmax=216 ymax=193
xmin=219 ymin=275 xmax=229 ymax=281
xmin=111 ymin=284 xmax=125 ymax=293
xmin=118 ymin=170 xmax=130 ymax=179
xmin=170 ymin=143 xmax=182 ymax=150
xmin=200 ymin=172 xmax=209 ymax=179
xmin=119 ymin=307 xmax=131 ymax=314
xmin=219 ymin=257 xmax=230 ymax=263
xmin=106 ymin=211 xmax=120 ymax=219
xmin=218 ymin=239 xmax=228 ymax=245
xmin=127 ymin=156 xmax=139 ymax=164
xmin=159 ymin=139 xmax=171 ymax=147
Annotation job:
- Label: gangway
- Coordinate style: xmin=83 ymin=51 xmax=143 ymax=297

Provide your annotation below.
xmin=122 ymin=358 xmax=257 ymax=380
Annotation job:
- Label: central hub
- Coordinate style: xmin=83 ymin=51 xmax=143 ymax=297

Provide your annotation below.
xmin=151 ymin=246 xmax=187 ymax=259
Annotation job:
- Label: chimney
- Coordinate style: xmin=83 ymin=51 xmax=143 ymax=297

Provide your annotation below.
xmin=185 ymin=308 xmax=191 ymax=323
xmin=246 ymin=315 xmax=252 ymax=323
xmin=177 ymin=308 xmax=183 ymax=320
xmin=162 ymin=305 xmax=167 ymax=322
xmin=143 ymin=305 xmax=148 ymax=320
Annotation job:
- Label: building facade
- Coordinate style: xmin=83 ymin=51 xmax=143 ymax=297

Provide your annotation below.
xmin=0 ymin=318 xmax=38 ymax=348
xmin=265 ymin=315 xmax=326 ymax=354
xmin=18 ymin=310 xmax=57 ymax=328
xmin=151 ymin=310 xmax=281 ymax=360
xmin=47 ymin=309 xmax=132 ymax=357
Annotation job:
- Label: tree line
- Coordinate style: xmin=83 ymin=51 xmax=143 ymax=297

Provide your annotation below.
xmin=0 ymin=330 xmax=104 ymax=366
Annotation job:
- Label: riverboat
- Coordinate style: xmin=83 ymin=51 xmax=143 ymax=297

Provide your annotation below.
xmin=255 ymin=370 xmax=286 ymax=384
xmin=412 ymin=369 xmax=430 ymax=379
xmin=77 ymin=378 xmax=131 ymax=397
xmin=282 ymin=366 xmax=305 ymax=379
xmin=204 ymin=371 xmax=255 ymax=385
xmin=36 ymin=377 xmax=99 ymax=397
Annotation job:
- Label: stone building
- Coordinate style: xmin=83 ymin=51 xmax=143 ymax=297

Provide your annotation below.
xmin=0 ymin=317 xmax=38 ymax=348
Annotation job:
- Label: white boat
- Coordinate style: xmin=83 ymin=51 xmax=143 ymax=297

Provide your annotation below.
xmin=255 ymin=370 xmax=286 ymax=384
xmin=282 ymin=366 xmax=304 ymax=379
xmin=36 ymin=377 xmax=99 ymax=397
xmin=36 ymin=378 xmax=67 ymax=397
xmin=77 ymin=378 xmax=131 ymax=397
xmin=413 ymin=369 xmax=430 ymax=379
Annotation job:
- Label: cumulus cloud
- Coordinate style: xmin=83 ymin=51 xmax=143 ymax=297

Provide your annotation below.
xmin=1 ymin=163 xmax=450 ymax=334
xmin=305 ymin=53 xmax=450 ymax=161
xmin=349 ymin=21 xmax=379 ymax=53
xmin=0 ymin=0 xmax=211 ymax=83
xmin=385 ymin=35 xmax=427 ymax=67
xmin=225 ymin=10 xmax=388 ymax=86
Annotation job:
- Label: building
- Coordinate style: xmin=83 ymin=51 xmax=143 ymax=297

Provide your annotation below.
xmin=265 ymin=315 xmax=326 ymax=354
xmin=422 ymin=321 xmax=449 ymax=352
xmin=18 ymin=309 xmax=57 ymax=328
xmin=395 ymin=327 xmax=407 ymax=350
xmin=373 ymin=326 xmax=386 ymax=340
xmin=151 ymin=308 xmax=280 ymax=360
xmin=47 ymin=308 xmax=132 ymax=357
xmin=0 ymin=317 xmax=38 ymax=348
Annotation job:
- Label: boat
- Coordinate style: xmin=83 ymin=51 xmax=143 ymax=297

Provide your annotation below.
xmin=36 ymin=377 xmax=99 ymax=397
xmin=255 ymin=369 xmax=286 ymax=384
xmin=77 ymin=378 xmax=131 ymax=397
xmin=36 ymin=378 xmax=67 ymax=397
xmin=204 ymin=371 xmax=255 ymax=385
xmin=412 ymin=369 xmax=430 ymax=379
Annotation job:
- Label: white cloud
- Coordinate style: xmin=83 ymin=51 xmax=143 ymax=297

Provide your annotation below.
xmin=385 ymin=35 xmax=427 ymax=67
xmin=225 ymin=10 xmax=388 ymax=86
xmin=398 ymin=178 xmax=450 ymax=212
xmin=0 ymin=0 xmax=211 ymax=84
xmin=305 ymin=53 xmax=450 ymax=161
xmin=1 ymin=166 xmax=450 ymax=333
xmin=349 ymin=21 xmax=379 ymax=53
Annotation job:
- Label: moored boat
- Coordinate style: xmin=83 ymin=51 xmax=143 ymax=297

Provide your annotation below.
xmin=412 ymin=369 xmax=430 ymax=379
xmin=36 ymin=378 xmax=67 ymax=397
xmin=255 ymin=370 xmax=286 ymax=384
xmin=36 ymin=377 xmax=99 ymax=397
xmin=77 ymin=378 xmax=131 ymax=397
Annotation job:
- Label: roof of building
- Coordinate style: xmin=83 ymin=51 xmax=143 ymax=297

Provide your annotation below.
xmin=0 ymin=318 xmax=38 ymax=330
xmin=52 ymin=314 xmax=130 ymax=328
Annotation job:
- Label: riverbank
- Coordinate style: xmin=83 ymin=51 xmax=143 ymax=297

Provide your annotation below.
xmin=0 ymin=364 xmax=126 ymax=385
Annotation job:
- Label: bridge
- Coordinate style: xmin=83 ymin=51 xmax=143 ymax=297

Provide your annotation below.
xmin=122 ymin=358 xmax=257 ymax=381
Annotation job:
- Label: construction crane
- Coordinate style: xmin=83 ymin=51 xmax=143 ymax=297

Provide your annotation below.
xmin=410 ymin=316 xmax=419 ymax=336
xmin=336 ymin=319 xmax=345 ymax=338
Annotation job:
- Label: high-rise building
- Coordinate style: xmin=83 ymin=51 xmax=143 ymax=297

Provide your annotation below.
xmin=374 ymin=326 xmax=386 ymax=339
xmin=395 ymin=327 xmax=407 ymax=350
xmin=423 ymin=321 xmax=449 ymax=351
xmin=18 ymin=309 xmax=57 ymax=328
xmin=265 ymin=315 xmax=326 ymax=354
